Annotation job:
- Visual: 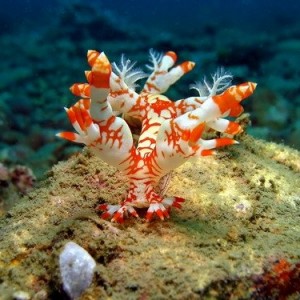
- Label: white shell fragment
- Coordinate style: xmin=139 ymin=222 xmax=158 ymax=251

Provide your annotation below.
xmin=59 ymin=241 xmax=96 ymax=299
xmin=12 ymin=291 xmax=30 ymax=300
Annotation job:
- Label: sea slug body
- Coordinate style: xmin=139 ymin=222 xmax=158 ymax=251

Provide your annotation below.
xmin=57 ymin=49 xmax=256 ymax=223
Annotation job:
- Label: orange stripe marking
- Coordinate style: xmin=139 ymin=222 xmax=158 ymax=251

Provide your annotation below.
xmin=180 ymin=61 xmax=195 ymax=73
xmin=165 ymin=51 xmax=177 ymax=62
xmin=87 ymin=50 xmax=100 ymax=67
xmin=190 ymin=123 xmax=205 ymax=144
xmin=59 ymin=132 xmax=76 ymax=141
xmin=216 ymin=138 xmax=235 ymax=147
xmin=66 ymin=109 xmax=76 ymax=124
xmin=225 ymin=122 xmax=242 ymax=134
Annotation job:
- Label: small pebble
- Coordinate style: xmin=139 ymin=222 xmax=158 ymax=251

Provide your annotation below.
xmin=13 ymin=291 xmax=30 ymax=300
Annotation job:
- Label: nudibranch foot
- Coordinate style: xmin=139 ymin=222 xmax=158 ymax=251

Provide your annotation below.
xmin=97 ymin=196 xmax=184 ymax=223
xmin=97 ymin=203 xmax=139 ymax=223
xmin=145 ymin=197 xmax=185 ymax=221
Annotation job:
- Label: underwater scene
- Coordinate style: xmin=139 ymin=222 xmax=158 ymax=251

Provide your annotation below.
xmin=0 ymin=0 xmax=300 ymax=299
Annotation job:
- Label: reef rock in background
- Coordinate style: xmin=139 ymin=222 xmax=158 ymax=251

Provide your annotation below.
xmin=0 ymin=163 xmax=36 ymax=215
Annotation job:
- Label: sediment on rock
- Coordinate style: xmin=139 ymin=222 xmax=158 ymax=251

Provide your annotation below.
xmin=0 ymin=135 xmax=299 ymax=299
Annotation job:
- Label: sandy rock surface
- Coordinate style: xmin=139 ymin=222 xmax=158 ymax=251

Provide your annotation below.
xmin=0 ymin=135 xmax=299 ymax=299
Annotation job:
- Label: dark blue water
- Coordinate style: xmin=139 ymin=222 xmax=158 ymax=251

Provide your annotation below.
xmin=2 ymin=0 xmax=300 ymax=33
xmin=104 ymin=0 xmax=300 ymax=32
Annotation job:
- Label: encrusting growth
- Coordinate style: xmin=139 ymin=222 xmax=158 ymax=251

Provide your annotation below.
xmin=57 ymin=49 xmax=256 ymax=223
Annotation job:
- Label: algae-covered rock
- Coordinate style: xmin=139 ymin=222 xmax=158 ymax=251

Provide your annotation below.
xmin=0 ymin=135 xmax=299 ymax=299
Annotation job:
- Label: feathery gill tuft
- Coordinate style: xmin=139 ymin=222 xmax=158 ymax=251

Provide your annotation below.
xmin=146 ymin=48 xmax=163 ymax=71
xmin=112 ymin=54 xmax=147 ymax=91
xmin=190 ymin=67 xmax=233 ymax=100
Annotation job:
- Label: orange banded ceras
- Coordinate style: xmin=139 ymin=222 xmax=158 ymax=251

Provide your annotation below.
xmin=57 ymin=49 xmax=256 ymax=223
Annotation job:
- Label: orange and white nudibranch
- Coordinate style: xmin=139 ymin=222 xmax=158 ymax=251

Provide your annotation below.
xmin=57 ymin=49 xmax=256 ymax=223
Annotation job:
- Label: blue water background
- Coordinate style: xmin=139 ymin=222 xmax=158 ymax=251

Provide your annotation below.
xmin=2 ymin=0 xmax=300 ymax=33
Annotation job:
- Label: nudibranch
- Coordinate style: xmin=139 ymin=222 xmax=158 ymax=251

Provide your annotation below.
xmin=57 ymin=49 xmax=256 ymax=222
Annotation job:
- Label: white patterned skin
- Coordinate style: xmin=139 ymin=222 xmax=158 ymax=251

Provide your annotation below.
xmin=57 ymin=49 xmax=256 ymax=222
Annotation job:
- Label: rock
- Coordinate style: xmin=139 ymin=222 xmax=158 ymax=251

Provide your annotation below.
xmin=59 ymin=242 xmax=96 ymax=300
xmin=0 ymin=135 xmax=299 ymax=299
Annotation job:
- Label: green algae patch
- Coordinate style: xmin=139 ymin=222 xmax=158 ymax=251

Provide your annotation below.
xmin=0 ymin=135 xmax=299 ymax=299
